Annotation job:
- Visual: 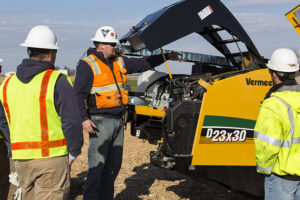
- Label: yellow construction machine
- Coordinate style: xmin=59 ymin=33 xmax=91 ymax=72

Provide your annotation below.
xmin=286 ymin=4 xmax=300 ymax=36
xmin=119 ymin=0 xmax=273 ymax=196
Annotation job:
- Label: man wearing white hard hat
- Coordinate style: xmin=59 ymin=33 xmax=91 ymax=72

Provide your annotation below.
xmin=0 ymin=25 xmax=83 ymax=200
xmin=254 ymin=48 xmax=300 ymax=200
xmin=74 ymin=25 xmax=180 ymax=200
xmin=0 ymin=58 xmax=10 ymax=200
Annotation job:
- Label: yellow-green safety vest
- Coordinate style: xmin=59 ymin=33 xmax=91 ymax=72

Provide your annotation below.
xmin=254 ymin=90 xmax=300 ymax=176
xmin=0 ymin=69 xmax=71 ymax=159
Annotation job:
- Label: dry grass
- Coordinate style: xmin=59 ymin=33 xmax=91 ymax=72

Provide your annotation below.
xmin=67 ymin=125 xmax=260 ymax=200
xmin=8 ymin=125 xmax=259 ymax=200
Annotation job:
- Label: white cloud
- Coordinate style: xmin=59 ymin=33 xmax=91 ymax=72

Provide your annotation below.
xmin=0 ymin=14 xmax=147 ymax=72
xmin=1 ymin=11 xmax=299 ymax=73
xmin=230 ymin=12 xmax=300 ymax=58
xmin=227 ymin=0 xmax=298 ymax=7
xmin=233 ymin=12 xmax=290 ymax=33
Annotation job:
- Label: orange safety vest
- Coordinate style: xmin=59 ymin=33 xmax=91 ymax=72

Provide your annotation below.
xmin=0 ymin=70 xmax=68 ymax=159
xmin=83 ymin=54 xmax=129 ymax=109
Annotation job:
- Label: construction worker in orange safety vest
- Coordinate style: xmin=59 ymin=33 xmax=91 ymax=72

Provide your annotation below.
xmin=74 ymin=25 xmax=180 ymax=200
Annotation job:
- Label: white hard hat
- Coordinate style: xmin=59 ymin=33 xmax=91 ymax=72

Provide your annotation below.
xmin=267 ymin=48 xmax=299 ymax=72
xmin=20 ymin=25 xmax=59 ymax=50
xmin=91 ymin=26 xmax=119 ymax=43
xmin=0 ymin=58 xmax=2 ymax=62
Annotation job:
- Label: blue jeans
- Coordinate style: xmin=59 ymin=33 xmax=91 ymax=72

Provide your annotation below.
xmin=265 ymin=173 xmax=300 ymax=200
xmin=83 ymin=115 xmax=123 ymax=200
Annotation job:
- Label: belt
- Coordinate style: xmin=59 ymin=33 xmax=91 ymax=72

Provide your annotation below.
xmin=273 ymin=173 xmax=300 ymax=181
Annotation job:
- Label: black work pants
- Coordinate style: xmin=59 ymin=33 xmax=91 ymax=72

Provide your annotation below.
xmin=0 ymin=139 xmax=10 ymax=200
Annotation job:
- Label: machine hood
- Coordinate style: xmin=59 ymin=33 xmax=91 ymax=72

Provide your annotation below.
xmin=120 ymin=0 xmax=265 ymax=67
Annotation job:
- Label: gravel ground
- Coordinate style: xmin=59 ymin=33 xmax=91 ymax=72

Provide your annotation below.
xmin=8 ymin=125 xmax=261 ymax=200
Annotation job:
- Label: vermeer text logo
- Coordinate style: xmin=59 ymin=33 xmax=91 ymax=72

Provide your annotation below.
xmin=246 ymin=78 xmax=272 ymax=86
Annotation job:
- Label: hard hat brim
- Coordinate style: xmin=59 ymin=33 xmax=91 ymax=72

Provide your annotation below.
xmin=20 ymin=42 xmax=59 ymax=50
xmin=266 ymin=62 xmax=299 ymax=72
xmin=90 ymin=38 xmax=119 ymax=44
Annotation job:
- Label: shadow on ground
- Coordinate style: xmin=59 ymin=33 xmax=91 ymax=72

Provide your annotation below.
xmin=68 ymin=171 xmax=87 ymax=200
xmin=115 ymin=163 xmax=263 ymax=200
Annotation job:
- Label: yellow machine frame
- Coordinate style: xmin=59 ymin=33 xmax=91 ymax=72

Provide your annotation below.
xmin=135 ymin=105 xmax=165 ymax=118
xmin=191 ymin=69 xmax=272 ymax=166
xmin=286 ymin=4 xmax=300 ymax=36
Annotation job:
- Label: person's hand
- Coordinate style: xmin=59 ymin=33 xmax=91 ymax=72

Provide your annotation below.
xmin=82 ymin=119 xmax=97 ymax=134
xmin=167 ymin=52 xmax=182 ymax=61
xmin=68 ymin=153 xmax=76 ymax=165
xmin=69 ymin=157 xmax=74 ymax=165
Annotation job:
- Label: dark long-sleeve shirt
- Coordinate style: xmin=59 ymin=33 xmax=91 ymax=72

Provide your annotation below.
xmin=0 ymin=59 xmax=83 ymax=157
xmin=74 ymin=48 xmax=167 ymax=121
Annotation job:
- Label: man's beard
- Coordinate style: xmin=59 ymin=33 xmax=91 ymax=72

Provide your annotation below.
xmin=108 ymin=52 xmax=117 ymax=59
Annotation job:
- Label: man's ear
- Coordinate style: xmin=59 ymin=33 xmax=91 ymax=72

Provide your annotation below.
xmin=96 ymin=43 xmax=104 ymax=52
xmin=44 ymin=51 xmax=51 ymax=60
xmin=99 ymin=43 xmax=104 ymax=50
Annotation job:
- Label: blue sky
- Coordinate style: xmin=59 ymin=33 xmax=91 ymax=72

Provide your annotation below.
xmin=0 ymin=0 xmax=299 ymax=74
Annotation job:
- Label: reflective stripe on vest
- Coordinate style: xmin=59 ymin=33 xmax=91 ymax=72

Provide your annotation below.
xmin=256 ymin=164 xmax=273 ymax=173
xmin=83 ymin=55 xmax=125 ymax=76
xmin=11 ymin=139 xmax=66 ymax=152
xmin=116 ymin=57 xmax=125 ymax=69
xmin=90 ymin=83 xmax=124 ymax=94
xmin=2 ymin=70 xmax=68 ymax=159
xmin=83 ymin=54 xmax=101 ymax=75
xmin=255 ymin=96 xmax=300 ymax=173
xmin=2 ymin=74 xmax=14 ymax=124
xmin=83 ymin=54 xmax=128 ymax=108
xmin=254 ymin=96 xmax=300 ymax=148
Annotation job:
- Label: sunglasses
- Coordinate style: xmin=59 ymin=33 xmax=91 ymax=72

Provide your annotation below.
xmin=105 ymin=43 xmax=117 ymax=47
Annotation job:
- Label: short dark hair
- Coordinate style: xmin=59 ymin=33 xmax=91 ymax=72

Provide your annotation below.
xmin=27 ymin=48 xmax=51 ymax=59
xmin=93 ymin=41 xmax=100 ymax=48
xmin=269 ymin=69 xmax=295 ymax=81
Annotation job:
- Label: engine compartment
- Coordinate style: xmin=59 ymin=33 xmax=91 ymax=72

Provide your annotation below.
xmin=142 ymin=73 xmax=210 ymax=109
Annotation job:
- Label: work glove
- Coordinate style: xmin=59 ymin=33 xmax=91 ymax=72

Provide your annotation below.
xmin=9 ymin=172 xmax=22 ymax=200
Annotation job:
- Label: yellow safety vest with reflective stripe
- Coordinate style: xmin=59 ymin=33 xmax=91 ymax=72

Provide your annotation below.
xmin=254 ymin=90 xmax=300 ymax=176
xmin=0 ymin=70 xmax=70 ymax=159
xmin=83 ymin=54 xmax=128 ymax=109
xmin=0 ymin=134 xmax=3 ymax=139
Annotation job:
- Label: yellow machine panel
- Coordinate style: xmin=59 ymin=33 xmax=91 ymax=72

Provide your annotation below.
xmin=135 ymin=105 xmax=165 ymax=118
xmin=286 ymin=4 xmax=300 ymax=36
xmin=192 ymin=68 xmax=272 ymax=166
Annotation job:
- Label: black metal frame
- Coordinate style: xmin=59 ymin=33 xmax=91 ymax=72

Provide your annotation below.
xmin=120 ymin=0 xmax=265 ymax=69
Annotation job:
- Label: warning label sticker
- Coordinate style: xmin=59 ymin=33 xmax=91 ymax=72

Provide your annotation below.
xmin=198 ymin=5 xmax=213 ymax=20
